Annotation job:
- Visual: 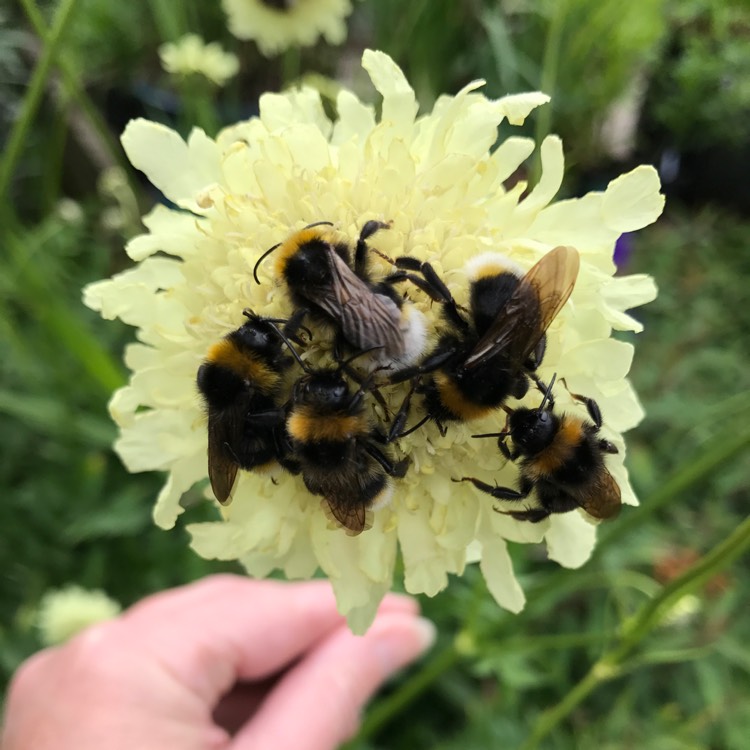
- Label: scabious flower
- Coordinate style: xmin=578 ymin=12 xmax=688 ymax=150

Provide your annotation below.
xmin=36 ymin=586 xmax=121 ymax=646
xmin=222 ymin=0 xmax=353 ymax=57
xmin=84 ymin=50 xmax=662 ymax=633
xmin=159 ymin=33 xmax=239 ymax=87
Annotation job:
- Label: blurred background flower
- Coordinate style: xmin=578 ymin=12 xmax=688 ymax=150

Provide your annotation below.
xmin=159 ymin=33 xmax=239 ymax=87
xmin=36 ymin=585 xmax=121 ymax=646
xmin=222 ymin=0 xmax=353 ymax=56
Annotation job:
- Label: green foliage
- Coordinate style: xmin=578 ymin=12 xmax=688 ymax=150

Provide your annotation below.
xmin=649 ymin=0 xmax=750 ymax=149
xmin=2 ymin=0 xmax=749 ymax=747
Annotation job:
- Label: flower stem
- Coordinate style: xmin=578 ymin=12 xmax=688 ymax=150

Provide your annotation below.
xmin=19 ymin=0 xmax=132 ymax=180
xmin=521 ymin=421 xmax=750 ymax=612
xmin=596 ymin=423 xmax=750 ymax=555
xmin=520 ymin=513 xmax=750 ymax=750
xmin=531 ymin=0 xmax=566 ymax=182
xmin=0 ymin=0 xmax=80 ymax=204
xmin=352 ymin=642 xmax=461 ymax=743
xmin=281 ymin=46 xmax=301 ymax=89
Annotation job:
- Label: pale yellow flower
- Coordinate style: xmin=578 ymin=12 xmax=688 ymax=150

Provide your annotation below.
xmin=36 ymin=586 xmax=121 ymax=646
xmin=159 ymin=33 xmax=239 ymax=87
xmin=84 ymin=50 xmax=662 ymax=633
xmin=222 ymin=0 xmax=352 ymax=56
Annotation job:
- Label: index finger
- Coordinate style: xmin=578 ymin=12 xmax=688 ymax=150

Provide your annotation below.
xmin=119 ymin=575 xmax=418 ymax=705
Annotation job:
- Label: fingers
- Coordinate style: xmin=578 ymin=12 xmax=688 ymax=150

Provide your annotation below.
xmin=231 ymin=612 xmax=436 ymax=750
xmin=118 ymin=575 xmax=419 ymax=706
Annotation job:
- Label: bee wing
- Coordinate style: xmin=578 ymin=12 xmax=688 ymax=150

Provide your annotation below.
xmin=206 ymin=409 xmax=241 ymax=505
xmin=465 ymin=246 xmax=580 ymax=369
xmin=325 ymin=250 xmax=403 ymax=354
xmin=321 ymin=496 xmax=373 ymax=536
xmin=576 ymin=467 xmax=622 ymax=520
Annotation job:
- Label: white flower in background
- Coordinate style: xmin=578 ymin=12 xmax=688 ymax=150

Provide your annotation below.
xmin=36 ymin=586 xmax=121 ymax=646
xmin=159 ymin=33 xmax=239 ymax=87
xmin=84 ymin=50 xmax=662 ymax=633
xmin=222 ymin=0 xmax=353 ymax=56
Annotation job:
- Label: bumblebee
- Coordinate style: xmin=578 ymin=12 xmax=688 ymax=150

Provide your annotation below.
xmin=457 ymin=376 xmax=621 ymax=522
xmin=279 ymin=342 xmax=409 ymax=535
xmin=253 ymin=220 xmax=427 ymax=369
xmin=389 ymin=246 xmax=580 ymax=436
xmin=196 ymin=310 xmax=304 ymax=504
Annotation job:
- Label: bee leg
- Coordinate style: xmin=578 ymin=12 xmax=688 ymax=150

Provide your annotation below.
xmin=599 ymin=439 xmax=619 ymax=455
xmin=453 ymin=475 xmax=533 ymax=501
xmin=499 ymin=508 xmax=551 ymax=523
xmin=360 ymin=440 xmax=409 ymax=478
xmin=525 ymin=334 xmax=547 ymax=372
xmin=355 ymin=220 xmax=391 ymax=277
xmin=386 ymin=377 xmax=434 ymax=441
xmin=389 ymin=347 xmax=457 ymax=385
xmin=338 ymin=357 xmax=390 ymax=416
xmin=497 ymin=437 xmax=519 ymax=461
xmin=528 ymin=372 xmax=555 ymax=407
xmin=281 ymin=308 xmax=311 ymax=345
xmin=390 ymin=259 xmax=469 ymax=330
xmin=559 ymin=378 xmax=604 ymax=427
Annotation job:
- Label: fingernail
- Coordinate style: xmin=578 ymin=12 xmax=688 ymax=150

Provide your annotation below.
xmin=374 ymin=615 xmax=438 ymax=674
xmin=414 ymin=617 xmax=437 ymax=654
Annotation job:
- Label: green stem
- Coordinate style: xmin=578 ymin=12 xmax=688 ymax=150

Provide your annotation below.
xmin=19 ymin=0 xmax=133 ymax=182
xmin=596 ymin=424 xmax=750 ymax=555
xmin=281 ymin=46 xmax=301 ymax=89
xmin=351 ymin=643 xmax=461 ymax=743
xmin=519 ymin=422 xmax=750 ymax=614
xmin=0 ymin=0 xmax=80 ymax=203
xmin=531 ymin=1 xmax=566 ymax=182
xmin=520 ymin=514 xmax=750 ymax=750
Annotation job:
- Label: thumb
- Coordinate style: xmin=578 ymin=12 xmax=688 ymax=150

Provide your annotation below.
xmin=231 ymin=612 xmax=436 ymax=750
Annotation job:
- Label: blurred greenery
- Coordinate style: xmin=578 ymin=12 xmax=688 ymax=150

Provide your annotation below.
xmin=2 ymin=0 xmax=749 ymax=748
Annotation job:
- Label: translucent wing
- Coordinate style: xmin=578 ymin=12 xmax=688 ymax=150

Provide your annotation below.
xmin=465 ymin=245 xmax=580 ymax=369
xmin=321 ymin=497 xmax=373 ymax=536
xmin=206 ymin=409 xmax=241 ymax=505
xmin=576 ymin=468 xmax=622 ymax=520
xmin=325 ymin=250 xmax=404 ymax=356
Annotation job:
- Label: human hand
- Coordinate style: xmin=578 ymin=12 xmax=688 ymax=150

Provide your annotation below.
xmin=1 ymin=575 xmax=435 ymax=749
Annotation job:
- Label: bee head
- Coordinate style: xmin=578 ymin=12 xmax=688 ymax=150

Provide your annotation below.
xmin=509 ymin=407 xmax=558 ymax=455
xmin=234 ymin=317 xmax=280 ymax=353
xmin=295 ymin=370 xmax=350 ymax=410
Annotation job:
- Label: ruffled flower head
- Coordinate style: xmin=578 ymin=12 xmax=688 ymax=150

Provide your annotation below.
xmin=159 ymin=34 xmax=239 ymax=87
xmin=84 ymin=50 xmax=662 ymax=633
xmin=37 ymin=586 xmax=121 ymax=646
xmin=222 ymin=0 xmax=353 ymax=56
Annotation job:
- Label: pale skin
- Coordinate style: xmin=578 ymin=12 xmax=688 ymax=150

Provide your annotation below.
xmin=1 ymin=575 xmax=436 ymax=750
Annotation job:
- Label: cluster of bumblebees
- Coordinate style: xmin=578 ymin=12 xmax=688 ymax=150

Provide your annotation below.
xmin=197 ymin=220 xmax=622 ymax=535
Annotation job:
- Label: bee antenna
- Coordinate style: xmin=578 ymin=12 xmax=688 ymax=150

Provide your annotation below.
xmin=267 ymin=322 xmax=311 ymax=373
xmin=471 ymin=432 xmax=507 ymax=439
xmin=253 ymin=243 xmax=281 ymax=284
xmin=304 ymin=220 xmax=334 ymax=230
xmin=336 ymin=346 xmax=384 ymax=372
xmin=538 ymin=373 xmax=557 ymax=411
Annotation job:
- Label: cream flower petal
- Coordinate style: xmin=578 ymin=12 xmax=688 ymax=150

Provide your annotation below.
xmin=126 ymin=205 xmax=203 ymax=261
xmin=545 ymin=512 xmax=598 ymax=569
xmin=121 ymin=120 xmax=222 ymax=208
xmin=602 ymin=165 xmax=665 ymax=232
xmin=362 ymin=49 xmax=418 ymax=133
xmin=89 ymin=50 xmax=661 ymax=632
xmin=477 ymin=516 xmax=526 ymax=613
xmin=495 ymin=92 xmax=551 ymax=125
